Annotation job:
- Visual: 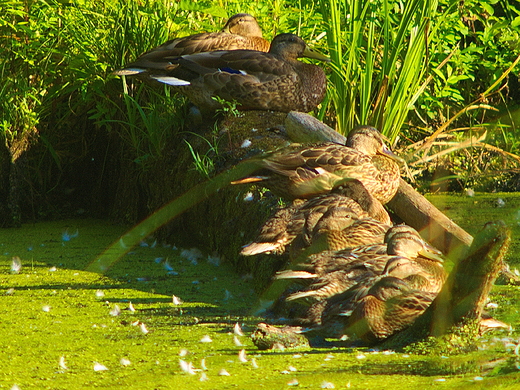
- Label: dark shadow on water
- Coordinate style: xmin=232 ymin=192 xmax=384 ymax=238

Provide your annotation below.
xmin=104 ymin=297 xmax=180 ymax=304
xmin=312 ymin=354 xmax=503 ymax=376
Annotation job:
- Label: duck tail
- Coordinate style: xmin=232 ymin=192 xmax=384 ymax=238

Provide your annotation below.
xmin=151 ymin=75 xmax=191 ymax=86
xmin=112 ymin=68 xmax=147 ymax=76
xmin=230 ymin=176 xmax=268 ymax=185
xmin=275 ymin=270 xmax=317 ymax=280
xmin=240 ymin=241 xmax=281 ymax=256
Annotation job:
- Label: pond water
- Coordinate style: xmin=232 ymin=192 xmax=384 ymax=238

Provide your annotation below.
xmin=0 ymin=193 xmax=519 ymax=389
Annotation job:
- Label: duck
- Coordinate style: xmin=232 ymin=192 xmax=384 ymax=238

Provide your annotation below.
xmin=232 ymin=125 xmax=401 ymax=202
xmin=293 ymin=243 xmax=390 ymax=276
xmin=264 ymin=228 xmax=392 ymax=326
xmin=376 ymin=256 xmax=443 ymax=294
xmin=259 ymin=276 xmax=437 ymax=344
xmin=113 ymin=13 xmax=270 ymax=76
xmin=278 ymin=246 xmax=400 ymax=305
xmin=252 ymin=222 xmax=511 ymax=349
xmin=149 ymin=33 xmax=329 ymax=112
xmin=384 ymin=225 xmax=446 ymax=293
xmin=330 ymin=276 xmax=437 ymax=344
xmin=292 ymin=224 xmax=443 ymax=277
xmin=275 ymin=225 xmax=444 ymax=310
xmin=239 ymin=199 xmax=306 ymax=256
xmin=332 ymin=180 xmax=391 ymax=225
xmin=384 ymin=224 xmax=444 ymax=260
xmin=312 ymin=217 xmax=391 ymax=253
xmin=241 ymin=179 xmax=391 ymax=257
xmin=241 ymin=194 xmax=370 ymax=257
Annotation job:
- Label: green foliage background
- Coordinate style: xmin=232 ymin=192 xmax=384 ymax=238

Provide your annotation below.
xmin=1 ymin=0 xmax=520 ymax=222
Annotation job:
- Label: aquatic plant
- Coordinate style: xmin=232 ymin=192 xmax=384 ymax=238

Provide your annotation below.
xmin=319 ymin=0 xmax=441 ymax=140
xmin=319 ymin=0 xmax=520 ymax=142
xmin=184 ymin=129 xmax=221 ymax=179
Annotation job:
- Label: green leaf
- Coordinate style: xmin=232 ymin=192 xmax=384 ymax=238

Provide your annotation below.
xmin=178 ymin=1 xmax=227 ymax=18
xmin=481 ymin=2 xmax=494 ymax=16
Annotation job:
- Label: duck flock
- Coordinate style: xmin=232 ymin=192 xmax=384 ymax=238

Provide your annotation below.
xmin=113 ymin=13 xmax=328 ymax=114
xmin=235 ymin=125 xmax=448 ymax=347
xmin=114 ymin=14 xmax=485 ymax=347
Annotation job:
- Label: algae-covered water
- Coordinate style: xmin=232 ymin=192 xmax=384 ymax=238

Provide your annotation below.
xmin=1 ymin=193 xmax=520 ymax=389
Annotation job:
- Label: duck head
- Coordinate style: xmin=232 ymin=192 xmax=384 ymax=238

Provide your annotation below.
xmin=222 ymin=13 xmax=263 ymax=37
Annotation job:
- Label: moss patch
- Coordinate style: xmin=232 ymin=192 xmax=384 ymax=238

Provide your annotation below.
xmin=1 ymin=215 xmax=520 ymax=389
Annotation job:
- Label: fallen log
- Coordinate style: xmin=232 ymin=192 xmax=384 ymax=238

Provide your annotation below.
xmin=387 ymin=179 xmax=473 ymax=256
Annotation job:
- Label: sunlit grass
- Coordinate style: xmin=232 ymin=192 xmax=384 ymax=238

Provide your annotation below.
xmin=320 ymin=0 xmax=442 ymax=141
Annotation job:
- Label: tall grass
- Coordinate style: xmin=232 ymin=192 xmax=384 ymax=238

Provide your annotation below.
xmin=320 ymin=0 xmax=441 ymax=141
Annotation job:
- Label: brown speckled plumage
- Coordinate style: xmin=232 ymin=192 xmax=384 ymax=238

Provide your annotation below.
xmin=241 ymin=194 xmax=369 ymax=257
xmin=341 ymin=277 xmax=437 ymax=343
xmin=252 ymin=223 xmax=509 ymax=348
xmin=275 ymin=225 xmax=445 ymax=338
xmin=239 ymin=199 xmax=306 ymax=256
xmin=384 ymin=225 xmax=446 ymax=292
xmin=317 ymin=217 xmax=391 ymax=252
xmin=241 ymin=177 xmax=392 ymax=257
xmin=233 ymin=126 xmax=400 ymax=201
xmin=149 ymin=33 xmax=328 ymax=112
xmin=332 ymin=180 xmax=391 ymax=225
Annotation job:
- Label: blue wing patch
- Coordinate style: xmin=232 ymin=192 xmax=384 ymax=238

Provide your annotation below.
xmin=219 ymin=67 xmax=248 ymax=75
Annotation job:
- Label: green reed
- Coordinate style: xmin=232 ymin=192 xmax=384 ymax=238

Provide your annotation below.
xmin=320 ymin=0 xmax=440 ymax=142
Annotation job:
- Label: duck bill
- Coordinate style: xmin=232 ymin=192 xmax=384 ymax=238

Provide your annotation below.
xmin=379 ymin=143 xmax=405 ymax=164
xmin=418 ymin=248 xmax=445 ymax=263
xmin=302 ymin=46 xmax=330 ymax=62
